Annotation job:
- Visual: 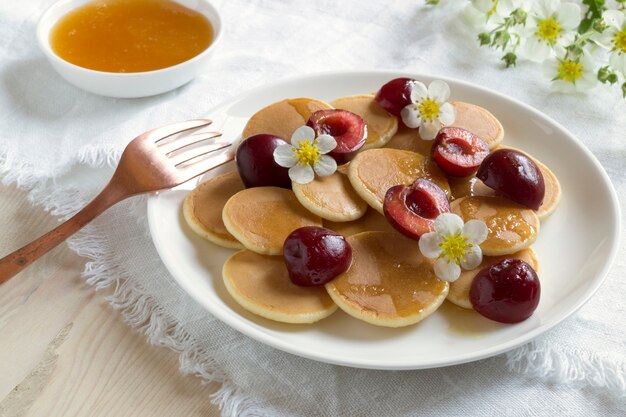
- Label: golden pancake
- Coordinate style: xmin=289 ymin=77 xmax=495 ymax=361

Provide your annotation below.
xmin=223 ymin=250 xmax=337 ymax=323
xmin=447 ymin=248 xmax=539 ymax=309
xmin=384 ymin=124 xmax=433 ymax=156
xmin=222 ymin=187 xmax=322 ymax=255
xmin=326 ymin=232 xmax=449 ymax=327
xmin=183 ymin=171 xmax=245 ymax=249
xmin=347 ymin=148 xmax=450 ymax=214
xmin=292 ymin=172 xmax=368 ymax=222
xmin=451 ymin=196 xmax=540 ymax=256
xmin=323 ymin=207 xmax=397 ymax=237
xmin=450 ymin=101 xmax=504 ymax=149
xmin=242 ymin=98 xmax=333 ymax=141
xmin=330 ymin=94 xmax=398 ymax=150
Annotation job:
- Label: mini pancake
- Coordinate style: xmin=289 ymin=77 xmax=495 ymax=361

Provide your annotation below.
xmin=223 ymin=250 xmax=337 ymax=323
xmin=348 ymin=148 xmax=450 ymax=214
xmin=183 ymin=171 xmax=245 ymax=249
xmin=450 ymin=101 xmax=504 ymax=149
xmin=451 ymin=196 xmax=540 ymax=256
xmin=323 ymin=207 xmax=397 ymax=237
xmin=292 ymin=172 xmax=368 ymax=222
xmin=222 ymin=187 xmax=322 ymax=255
xmin=384 ymin=124 xmax=433 ymax=157
xmin=330 ymin=94 xmax=398 ymax=150
xmin=242 ymin=98 xmax=333 ymax=141
xmin=492 ymin=145 xmax=562 ymax=221
xmin=447 ymin=248 xmax=539 ymax=309
xmin=325 ymin=231 xmax=449 ymax=327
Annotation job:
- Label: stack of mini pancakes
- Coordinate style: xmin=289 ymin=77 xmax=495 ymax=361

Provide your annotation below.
xmin=183 ymin=94 xmax=562 ymax=327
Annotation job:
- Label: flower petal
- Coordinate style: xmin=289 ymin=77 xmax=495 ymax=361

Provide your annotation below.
xmin=401 ymin=105 xmax=422 ymax=129
xmin=535 ymin=0 xmax=558 ymax=19
xmin=291 ymin=125 xmax=315 ymax=146
xmin=604 ymin=10 xmax=626 ymax=31
xmin=521 ymin=37 xmax=553 ymax=63
xmin=439 ymin=102 xmax=456 ymax=125
xmin=428 ymin=80 xmax=450 ymax=102
xmin=313 ymin=155 xmax=337 ymax=177
xmin=610 ymin=52 xmax=626 ymax=75
xmin=463 ymin=219 xmax=488 ymax=244
xmin=273 ymin=144 xmax=297 ymax=167
xmin=434 ymin=258 xmax=461 ymax=282
xmin=316 ymin=134 xmax=337 ymax=154
xmin=460 ymin=245 xmax=482 ymax=271
xmin=471 ymin=0 xmax=495 ymax=13
xmin=419 ymin=232 xmax=442 ymax=259
xmin=409 ymin=81 xmax=428 ymax=103
xmin=556 ymin=3 xmax=581 ymax=30
xmin=434 ymin=213 xmax=464 ymax=237
xmin=289 ymin=163 xmax=315 ymax=184
xmin=419 ymin=121 xmax=440 ymax=140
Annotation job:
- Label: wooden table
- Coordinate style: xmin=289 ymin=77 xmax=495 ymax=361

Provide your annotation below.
xmin=0 ymin=184 xmax=220 ymax=416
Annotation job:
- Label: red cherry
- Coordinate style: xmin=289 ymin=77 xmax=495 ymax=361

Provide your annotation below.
xmin=236 ymin=134 xmax=291 ymax=189
xmin=432 ymin=127 xmax=490 ymax=177
xmin=470 ymin=259 xmax=540 ymax=323
xmin=307 ymin=109 xmax=366 ymax=165
xmin=374 ymin=77 xmax=416 ymax=118
xmin=383 ymin=178 xmax=450 ymax=240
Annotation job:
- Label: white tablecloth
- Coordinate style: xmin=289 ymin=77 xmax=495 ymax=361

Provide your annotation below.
xmin=1 ymin=1 xmax=625 ymax=415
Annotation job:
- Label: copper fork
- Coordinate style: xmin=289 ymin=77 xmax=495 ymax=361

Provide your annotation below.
xmin=0 ymin=119 xmax=233 ymax=283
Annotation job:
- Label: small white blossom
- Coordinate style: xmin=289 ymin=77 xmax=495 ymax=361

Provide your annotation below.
xmin=400 ymin=80 xmax=456 ymax=140
xmin=544 ymin=52 xmax=597 ymax=93
xmin=419 ymin=213 xmax=488 ymax=282
xmin=593 ymin=10 xmax=626 ymax=75
xmin=273 ymin=126 xmax=337 ymax=185
xmin=520 ymin=0 xmax=581 ymax=63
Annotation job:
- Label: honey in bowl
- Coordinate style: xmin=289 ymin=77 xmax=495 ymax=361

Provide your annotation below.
xmin=50 ymin=0 xmax=214 ymax=73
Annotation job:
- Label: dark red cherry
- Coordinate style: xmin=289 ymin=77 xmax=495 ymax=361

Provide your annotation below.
xmin=476 ymin=149 xmax=545 ymax=210
xmin=374 ymin=77 xmax=417 ymax=118
xmin=307 ymin=109 xmax=366 ymax=165
xmin=283 ymin=227 xmax=352 ymax=287
xmin=470 ymin=259 xmax=540 ymax=323
xmin=432 ymin=127 xmax=490 ymax=177
xmin=383 ymin=178 xmax=450 ymax=240
xmin=236 ymin=134 xmax=291 ymax=189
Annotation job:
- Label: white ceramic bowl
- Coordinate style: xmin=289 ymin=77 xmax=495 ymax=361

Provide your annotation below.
xmin=37 ymin=0 xmax=223 ymax=98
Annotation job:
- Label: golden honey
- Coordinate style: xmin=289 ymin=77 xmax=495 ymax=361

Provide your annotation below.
xmin=50 ymin=0 xmax=214 ymax=73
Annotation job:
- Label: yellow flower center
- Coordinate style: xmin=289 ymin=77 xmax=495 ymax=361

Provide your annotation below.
xmin=612 ymin=30 xmax=626 ymax=54
xmin=556 ymin=60 xmax=584 ymax=83
xmin=438 ymin=234 xmax=472 ymax=265
xmin=293 ymin=139 xmax=320 ymax=166
xmin=536 ymin=17 xmax=561 ymax=44
xmin=418 ymin=98 xmax=440 ymax=122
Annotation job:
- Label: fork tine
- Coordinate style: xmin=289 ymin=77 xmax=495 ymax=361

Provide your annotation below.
xmin=170 ymin=142 xmax=232 ymax=166
xmin=178 ymin=152 xmax=235 ymax=182
xmin=158 ymin=131 xmax=223 ymax=154
xmin=138 ymin=119 xmax=212 ymax=143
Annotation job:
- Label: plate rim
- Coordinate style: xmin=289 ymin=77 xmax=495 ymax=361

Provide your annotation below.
xmin=147 ymin=70 xmax=622 ymax=370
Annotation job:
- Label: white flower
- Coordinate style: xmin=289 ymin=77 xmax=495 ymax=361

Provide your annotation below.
xmin=593 ymin=10 xmax=626 ymax=74
xmin=464 ymin=0 xmax=524 ymax=27
xmin=419 ymin=213 xmax=488 ymax=282
xmin=273 ymin=126 xmax=337 ymax=184
xmin=544 ymin=52 xmax=597 ymax=93
xmin=520 ymin=0 xmax=581 ymax=63
xmin=400 ymin=80 xmax=456 ymax=140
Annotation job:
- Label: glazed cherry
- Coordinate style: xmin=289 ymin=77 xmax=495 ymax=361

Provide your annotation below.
xmin=432 ymin=127 xmax=490 ymax=177
xmin=307 ymin=109 xmax=366 ymax=165
xmin=470 ymin=259 xmax=540 ymax=323
xmin=283 ymin=227 xmax=352 ymax=287
xmin=477 ymin=149 xmax=545 ymax=210
xmin=383 ymin=178 xmax=450 ymax=240
xmin=374 ymin=77 xmax=416 ymax=118
xmin=236 ymin=134 xmax=291 ymax=189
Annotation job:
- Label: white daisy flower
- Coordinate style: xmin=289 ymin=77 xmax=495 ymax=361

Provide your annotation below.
xmin=400 ymin=80 xmax=456 ymax=140
xmin=544 ymin=52 xmax=597 ymax=93
xmin=520 ymin=0 xmax=581 ymax=63
xmin=273 ymin=126 xmax=337 ymax=185
xmin=593 ymin=10 xmax=626 ymax=75
xmin=419 ymin=213 xmax=488 ymax=282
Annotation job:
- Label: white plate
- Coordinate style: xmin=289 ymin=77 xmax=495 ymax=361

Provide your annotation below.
xmin=147 ymin=71 xmax=621 ymax=370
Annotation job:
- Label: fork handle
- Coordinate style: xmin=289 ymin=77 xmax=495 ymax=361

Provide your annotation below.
xmin=0 ymin=182 xmax=127 ymax=284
